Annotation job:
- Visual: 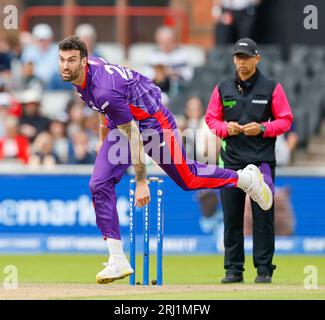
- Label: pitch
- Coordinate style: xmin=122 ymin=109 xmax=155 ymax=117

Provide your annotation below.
xmin=0 ymin=255 xmax=324 ymax=300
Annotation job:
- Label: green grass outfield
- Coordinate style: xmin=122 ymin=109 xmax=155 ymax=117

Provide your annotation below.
xmin=0 ymin=255 xmax=324 ymax=299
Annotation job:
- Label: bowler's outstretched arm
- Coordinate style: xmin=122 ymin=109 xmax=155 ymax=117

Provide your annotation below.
xmin=117 ymin=120 xmax=150 ymax=207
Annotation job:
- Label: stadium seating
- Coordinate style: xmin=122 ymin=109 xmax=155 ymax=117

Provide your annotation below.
xmin=298 ymin=81 xmax=325 ymax=136
xmin=207 ymin=45 xmax=234 ymax=63
xmin=96 ymin=42 xmax=126 ymax=66
xmin=34 ymin=43 xmax=325 ymax=150
xmin=180 ymin=44 xmax=206 ymax=68
xmin=41 ymin=90 xmax=71 ymax=121
xmin=168 ymin=44 xmax=325 ymax=149
xmin=127 ymin=42 xmax=206 ymax=73
xmin=128 ymin=42 xmax=156 ymax=73
xmin=289 ymin=44 xmax=310 ymax=65
xmin=258 ymin=44 xmax=283 ymax=61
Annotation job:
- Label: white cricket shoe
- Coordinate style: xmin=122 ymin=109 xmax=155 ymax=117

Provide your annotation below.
xmin=241 ymin=164 xmax=273 ymax=211
xmin=96 ymin=255 xmax=134 ymax=284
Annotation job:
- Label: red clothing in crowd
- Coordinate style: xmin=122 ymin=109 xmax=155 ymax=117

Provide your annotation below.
xmin=0 ymin=135 xmax=30 ymax=164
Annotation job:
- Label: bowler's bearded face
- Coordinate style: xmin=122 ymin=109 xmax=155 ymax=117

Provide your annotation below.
xmin=59 ymin=50 xmax=84 ymax=82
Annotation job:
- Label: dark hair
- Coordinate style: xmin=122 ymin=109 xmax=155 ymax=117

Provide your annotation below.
xmin=58 ymin=35 xmax=88 ymax=59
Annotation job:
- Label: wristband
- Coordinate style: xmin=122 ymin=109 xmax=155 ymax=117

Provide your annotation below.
xmin=260 ymin=124 xmax=266 ymax=133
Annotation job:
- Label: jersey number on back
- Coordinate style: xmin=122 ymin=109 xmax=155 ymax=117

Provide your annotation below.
xmin=99 ymin=57 xmax=132 ymax=80
xmin=104 ymin=65 xmax=129 ymax=80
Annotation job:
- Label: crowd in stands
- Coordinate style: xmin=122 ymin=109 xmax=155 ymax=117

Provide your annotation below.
xmin=0 ymin=23 xmax=109 ymax=167
xmin=0 ymin=19 xmax=310 ymax=168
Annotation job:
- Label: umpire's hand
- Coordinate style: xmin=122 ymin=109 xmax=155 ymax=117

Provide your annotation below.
xmin=227 ymin=122 xmax=243 ymax=136
xmin=242 ymin=122 xmax=263 ymax=136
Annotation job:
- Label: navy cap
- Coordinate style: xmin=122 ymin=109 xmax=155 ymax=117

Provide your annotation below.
xmin=233 ymin=38 xmax=258 ymax=57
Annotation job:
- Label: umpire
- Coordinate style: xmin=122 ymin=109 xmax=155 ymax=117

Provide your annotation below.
xmin=205 ymin=38 xmax=293 ymax=283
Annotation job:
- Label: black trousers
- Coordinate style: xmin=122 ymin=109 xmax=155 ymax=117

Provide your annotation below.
xmin=215 ymin=6 xmax=257 ymax=45
xmin=221 ymin=167 xmax=275 ymax=275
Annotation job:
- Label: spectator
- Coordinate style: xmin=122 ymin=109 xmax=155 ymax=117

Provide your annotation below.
xmin=0 ymin=115 xmax=29 ymax=164
xmin=0 ymin=37 xmax=13 ymax=88
xmin=5 ymin=32 xmax=30 ymax=92
xmin=147 ymin=26 xmax=193 ymax=96
xmin=184 ymin=96 xmax=205 ymax=131
xmin=19 ymin=90 xmax=51 ymax=142
xmin=49 ymin=120 xmax=70 ymax=164
xmin=151 ymin=64 xmax=170 ymax=106
xmin=0 ymin=92 xmax=12 ymax=136
xmin=152 ymin=64 xmax=170 ymax=94
xmin=5 ymin=32 xmax=24 ymax=60
xmin=0 ymin=38 xmax=11 ymax=73
xmin=183 ymin=96 xmax=220 ymax=164
xmin=68 ymin=130 xmax=95 ymax=164
xmin=275 ymin=124 xmax=298 ymax=167
xmin=17 ymin=61 xmax=43 ymax=93
xmin=29 ymin=131 xmax=58 ymax=167
xmin=66 ymin=102 xmax=85 ymax=139
xmin=21 ymin=24 xmax=58 ymax=87
xmin=75 ymin=23 xmax=101 ymax=57
xmin=0 ymin=91 xmax=22 ymax=121
xmin=83 ymin=112 xmax=100 ymax=155
xmin=211 ymin=0 xmax=263 ymax=45
xmin=19 ymin=31 xmax=33 ymax=53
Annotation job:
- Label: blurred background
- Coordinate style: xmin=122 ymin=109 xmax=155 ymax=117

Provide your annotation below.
xmin=0 ymin=0 xmax=324 ymax=255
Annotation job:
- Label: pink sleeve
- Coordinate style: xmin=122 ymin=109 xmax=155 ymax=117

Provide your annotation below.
xmin=205 ymin=85 xmax=229 ymax=138
xmin=262 ymin=83 xmax=294 ymax=137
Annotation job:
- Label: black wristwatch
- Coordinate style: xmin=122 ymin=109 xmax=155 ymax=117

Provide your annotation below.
xmin=260 ymin=124 xmax=266 ymax=133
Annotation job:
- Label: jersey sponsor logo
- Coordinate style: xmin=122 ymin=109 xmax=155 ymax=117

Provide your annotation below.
xmin=100 ymin=101 xmax=109 ymax=110
xmin=223 ymin=100 xmax=237 ymax=108
xmin=252 ymin=99 xmax=268 ymax=104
